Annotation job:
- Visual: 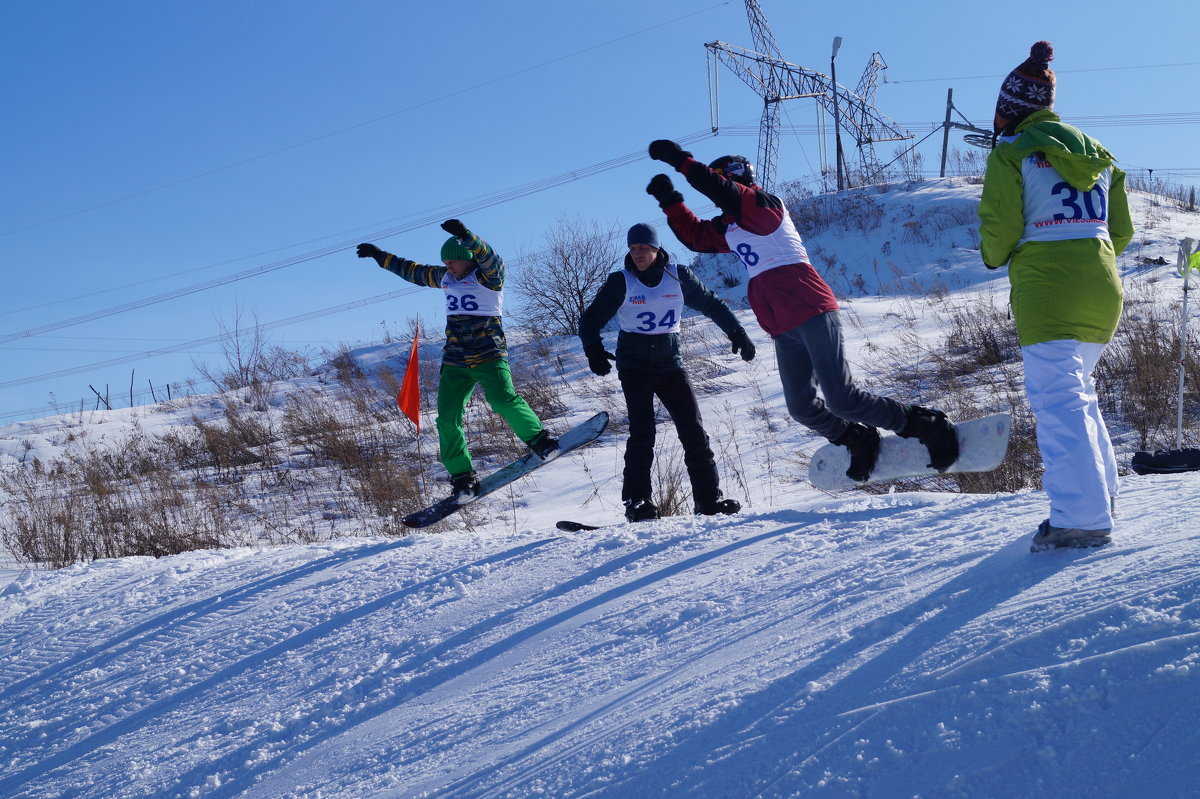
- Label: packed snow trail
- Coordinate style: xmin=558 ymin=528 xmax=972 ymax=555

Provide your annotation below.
xmin=2 ymin=474 xmax=1198 ymax=798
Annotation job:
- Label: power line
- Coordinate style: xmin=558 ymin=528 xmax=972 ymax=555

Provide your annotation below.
xmin=0 ymin=288 xmax=424 ymax=392
xmin=0 ymin=3 xmax=729 ymax=240
xmin=0 ymin=201 xmax=721 ymax=421
xmin=0 ymin=130 xmax=715 ymax=347
xmin=889 ymin=61 xmax=1200 ymax=84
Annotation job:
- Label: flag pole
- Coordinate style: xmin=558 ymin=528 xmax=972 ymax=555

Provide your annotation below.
xmin=1176 ymin=238 xmax=1196 ymax=448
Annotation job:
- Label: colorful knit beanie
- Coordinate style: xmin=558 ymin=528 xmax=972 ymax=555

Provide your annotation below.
xmin=440 ymin=236 xmax=475 ymax=263
xmin=994 ymin=41 xmax=1056 ymax=134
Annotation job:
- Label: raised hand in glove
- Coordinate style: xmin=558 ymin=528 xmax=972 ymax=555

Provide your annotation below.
xmin=356 ymin=242 xmax=387 ymax=266
xmin=729 ymin=329 xmax=756 ymax=362
xmin=440 ymin=219 xmax=469 ymax=239
xmin=584 ymin=342 xmax=617 ymax=376
xmin=646 ymin=174 xmax=684 ymax=208
xmin=648 ymin=139 xmax=691 ymax=168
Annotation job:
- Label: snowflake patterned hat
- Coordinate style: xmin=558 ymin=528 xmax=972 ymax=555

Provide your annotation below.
xmin=994 ymin=41 xmax=1056 ymax=134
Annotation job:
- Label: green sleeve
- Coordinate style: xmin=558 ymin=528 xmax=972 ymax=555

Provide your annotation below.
xmin=978 ymin=147 xmax=1026 ymax=268
xmin=1107 ymin=166 xmax=1134 ymax=256
xmin=461 ymin=230 xmax=504 ymax=290
xmin=381 ymin=254 xmax=446 ymax=287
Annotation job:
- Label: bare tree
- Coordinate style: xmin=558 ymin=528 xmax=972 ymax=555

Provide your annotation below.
xmin=194 ymin=304 xmax=312 ymax=409
xmin=509 ymin=216 xmax=625 ymax=336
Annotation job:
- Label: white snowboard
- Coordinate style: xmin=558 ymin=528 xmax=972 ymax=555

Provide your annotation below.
xmin=808 ymin=413 xmax=1012 ymax=491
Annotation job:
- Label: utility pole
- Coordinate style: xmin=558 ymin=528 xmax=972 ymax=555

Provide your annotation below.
xmin=831 ymin=35 xmax=845 ymax=191
xmin=940 ymin=88 xmax=953 ymax=178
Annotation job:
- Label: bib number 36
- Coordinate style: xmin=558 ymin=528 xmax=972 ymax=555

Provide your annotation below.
xmin=446 ymin=294 xmax=479 ymax=312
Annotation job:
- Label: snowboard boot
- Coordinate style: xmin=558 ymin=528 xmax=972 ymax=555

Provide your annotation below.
xmin=1030 ymin=519 xmax=1112 ymax=552
xmin=898 ymin=405 xmax=958 ymax=472
xmin=449 ymin=471 xmax=480 ymax=501
xmin=831 ymin=422 xmax=881 ymax=482
xmin=695 ymin=497 xmax=742 ymax=516
xmin=527 ymin=430 xmax=561 ymax=461
xmin=624 ymin=498 xmax=660 ymax=522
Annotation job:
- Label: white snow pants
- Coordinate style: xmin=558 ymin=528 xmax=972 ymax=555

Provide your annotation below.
xmin=1022 ymin=339 xmax=1119 ymax=531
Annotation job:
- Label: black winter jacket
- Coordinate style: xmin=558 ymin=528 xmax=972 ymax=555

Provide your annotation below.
xmin=578 ymin=250 xmax=745 ymax=373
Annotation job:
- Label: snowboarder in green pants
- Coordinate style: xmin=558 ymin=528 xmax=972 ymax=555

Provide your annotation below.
xmin=357 ymin=220 xmax=559 ymax=499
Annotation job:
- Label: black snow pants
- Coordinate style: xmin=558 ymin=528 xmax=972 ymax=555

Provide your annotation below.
xmin=618 ymin=367 xmax=720 ymax=506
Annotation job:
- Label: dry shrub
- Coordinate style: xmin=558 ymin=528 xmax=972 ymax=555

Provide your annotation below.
xmin=652 ymin=450 xmax=690 ymax=518
xmin=1097 ymin=281 xmax=1200 ymax=449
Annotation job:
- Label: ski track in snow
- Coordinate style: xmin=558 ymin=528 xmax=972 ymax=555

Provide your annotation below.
xmin=1 ymin=476 xmax=1198 ymax=799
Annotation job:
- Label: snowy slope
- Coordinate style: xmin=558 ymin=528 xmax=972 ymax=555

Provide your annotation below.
xmin=2 ymin=178 xmax=1199 ymax=798
xmin=1 ymin=475 xmax=1198 ymax=798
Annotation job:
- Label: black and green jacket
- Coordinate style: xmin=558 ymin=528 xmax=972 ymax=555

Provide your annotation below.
xmin=378 ymin=230 xmax=507 ymax=368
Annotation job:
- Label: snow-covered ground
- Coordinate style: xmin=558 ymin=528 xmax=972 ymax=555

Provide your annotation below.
xmin=2 ymin=178 xmax=1199 ymax=798
xmin=2 ymin=476 xmax=1197 ymax=798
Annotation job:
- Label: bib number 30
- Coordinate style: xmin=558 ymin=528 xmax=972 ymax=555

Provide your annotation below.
xmin=1052 ymin=181 xmax=1107 ymax=221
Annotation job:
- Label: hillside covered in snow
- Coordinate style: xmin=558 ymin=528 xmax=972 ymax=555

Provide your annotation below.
xmin=2 ymin=178 xmax=1199 ymax=798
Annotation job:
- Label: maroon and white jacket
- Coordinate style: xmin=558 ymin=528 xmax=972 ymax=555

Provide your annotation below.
xmin=661 ymin=156 xmax=838 ymax=338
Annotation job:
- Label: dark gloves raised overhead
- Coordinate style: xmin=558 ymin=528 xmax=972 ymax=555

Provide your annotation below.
xmin=730 ymin=329 xmax=756 ymax=361
xmin=584 ymin=342 xmax=616 ymax=376
xmin=356 ymin=242 xmax=387 ymax=266
xmin=646 ymin=174 xmax=684 ymax=208
xmin=440 ymin=219 xmax=468 ymax=239
xmin=648 ymin=139 xmax=691 ymax=168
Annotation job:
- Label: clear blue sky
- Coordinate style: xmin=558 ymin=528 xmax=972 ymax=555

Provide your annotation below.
xmin=2 ymin=0 xmax=1197 ymax=420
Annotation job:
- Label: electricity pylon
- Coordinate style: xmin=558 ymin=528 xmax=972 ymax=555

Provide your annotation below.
xmin=705 ymin=0 xmax=912 ymax=191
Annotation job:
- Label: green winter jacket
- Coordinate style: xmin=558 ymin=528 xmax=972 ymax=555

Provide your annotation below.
xmin=978 ymin=110 xmax=1134 ymax=346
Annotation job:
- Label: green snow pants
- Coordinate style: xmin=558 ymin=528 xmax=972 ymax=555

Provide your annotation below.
xmin=436 ymin=360 xmax=544 ymax=477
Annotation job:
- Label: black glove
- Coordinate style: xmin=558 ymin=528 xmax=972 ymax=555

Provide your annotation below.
xmin=440 ymin=218 xmax=468 ymax=239
xmin=646 ymin=174 xmax=684 ymax=208
xmin=356 ymin=242 xmax=387 ymax=266
xmin=648 ymin=139 xmax=691 ymax=168
xmin=584 ymin=342 xmax=616 ymax=376
xmin=730 ymin=329 xmax=756 ymax=361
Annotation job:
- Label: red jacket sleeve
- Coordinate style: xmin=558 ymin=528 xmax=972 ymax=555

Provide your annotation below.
xmin=663 ymin=201 xmax=733 ymax=254
xmin=677 ymin=156 xmax=786 ymax=236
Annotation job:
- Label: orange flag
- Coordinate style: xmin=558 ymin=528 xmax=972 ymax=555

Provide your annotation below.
xmin=398 ymin=325 xmax=420 ymax=430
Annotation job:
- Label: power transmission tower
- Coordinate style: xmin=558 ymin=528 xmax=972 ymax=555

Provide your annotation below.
xmin=705 ymin=0 xmax=912 ymax=191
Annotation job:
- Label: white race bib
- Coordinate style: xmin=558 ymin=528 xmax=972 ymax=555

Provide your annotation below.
xmin=1018 ymin=153 xmax=1112 ymax=246
xmin=617 ymin=265 xmax=683 ymax=334
xmin=441 ymin=270 xmax=503 ymax=317
xmin=725 ymin=212 xmax=810 ymax=279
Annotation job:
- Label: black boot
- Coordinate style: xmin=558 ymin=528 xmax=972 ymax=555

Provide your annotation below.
xmin=898 ymin=405 xmax=958 ymax=471
xmin=624 ymin=498 xmax=660 ymax=522
xmin=695 ymin=497 xmax=741 ymax=516
xmin=831 ymin=422 xmax=881 ymax=482
xmin=527 ymin=430 xmax=560 ymax=461
xmin=449 ymin=471 xmax=480 ymax=500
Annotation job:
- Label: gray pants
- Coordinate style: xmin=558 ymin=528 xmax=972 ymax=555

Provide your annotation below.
xmin=774 ymin=310 xmax=908 ymax=441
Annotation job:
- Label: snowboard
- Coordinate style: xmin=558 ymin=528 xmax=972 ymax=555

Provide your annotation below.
xmin=556 ymin=520 xmax=604 ymax=532
xmin=402 ymin=412 xmax=609 ymax=529
xmin=808 ymin=412 xmax=1012 ymax=491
